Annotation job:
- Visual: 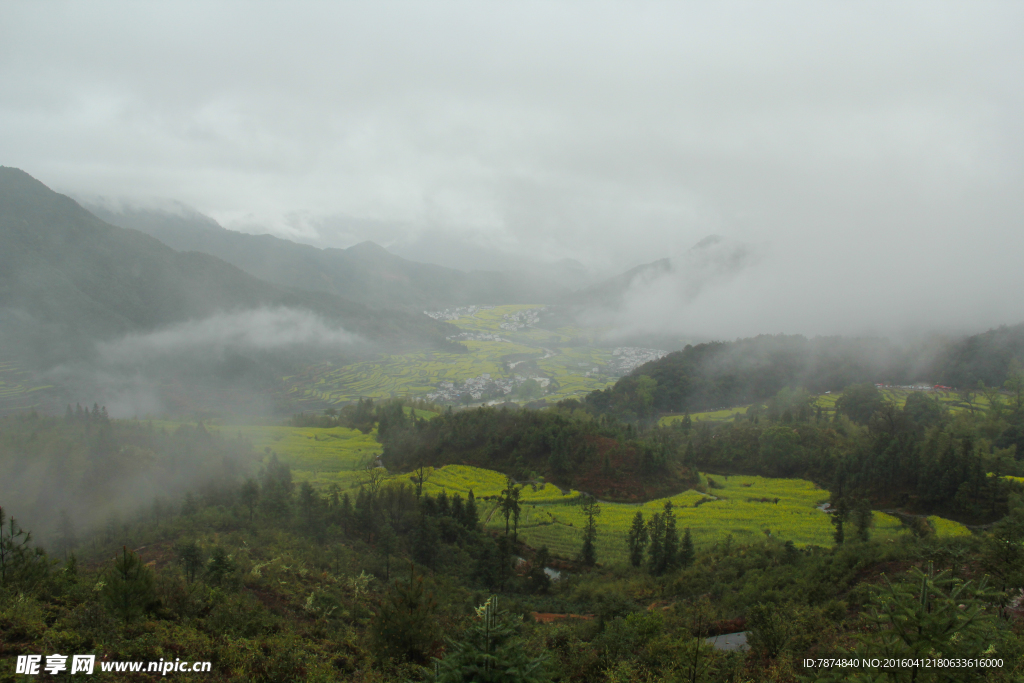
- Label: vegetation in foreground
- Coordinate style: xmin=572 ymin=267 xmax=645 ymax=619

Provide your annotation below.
xmin=3 ymin=363 xmax=1024 ymax=680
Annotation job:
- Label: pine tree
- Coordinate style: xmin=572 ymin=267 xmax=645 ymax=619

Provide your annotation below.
xmin=427 ymin=596 xmax=552 ymax=682
xmin=660 ymin=501 xmax=679 ymax=574
xmin=464 ymin=490 xmax=479 ymax=529
xmin=54 ymin=510 xmax=77 ymax=560
xmin=371 ymin=567 xmax=440 ymax=664
xmin=0 ymin=507 xmax=49 ymax=589
xmin=436 ymin=490 xmax=450 ymax=517
xmin=578 ymin=495 xmax=600 ymax=567
xmin=451 ymin=493 xmax=464 ymax=522
xmin=647 ymin=512 xmax=665 ymax=575
xmin=377 ymin=522 xmax=398 ymax=581
xmin=626 ymin=511 xmax=647 ymax=568
xmin=175 ymin=540 xmax=204 ymax=585
xmin=240 ymin=478 xmax=260 ymax=522
xmin=831 ymin=497 xmax=849 ymax=546
xmin=853 ymin=498 xmax=873 ymax=542
xmin=205 ymin=546 xmax=236 ymax=587
xmin=680 ymin=527 xmax=695 ymax=568
xmin=102 ymin=546 xmax=155 ymax=626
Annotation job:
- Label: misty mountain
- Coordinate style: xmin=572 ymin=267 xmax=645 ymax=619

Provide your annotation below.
xmin=566 ymin=257 xmax=673 ymax=308
xmin=0 ymin=167 xmax=453 ymax=367
xmin=85 ymin=202 xmax=578 ymax=311
xmin=564 ymin=235 xmax=758 ymax=312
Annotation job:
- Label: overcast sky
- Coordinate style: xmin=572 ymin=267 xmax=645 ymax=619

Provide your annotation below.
xmin=2 ymin=1 xmax=1022 ymax=335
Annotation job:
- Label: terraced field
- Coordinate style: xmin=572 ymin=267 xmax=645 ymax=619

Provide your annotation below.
xmin=281 ymin=304 xmax=629 ymax=407
xmin=0 ymin=359 xmax=58 ymax=414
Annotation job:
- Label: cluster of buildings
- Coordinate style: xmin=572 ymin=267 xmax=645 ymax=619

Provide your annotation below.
xmin=447 ymin=331 xmax=507 ymax=342
xmin=426 ymin=373 xmax=551 ymax=403
xmin=424 ymin=305 xmax=493 ymax=321
xmin=499 ymin=308 xmax=542 ymax=331
xmin=609 ymin=347 xmax=668 ymax=375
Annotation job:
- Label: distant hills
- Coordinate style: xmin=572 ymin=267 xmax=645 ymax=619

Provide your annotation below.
xmin=85 ymin=202 xmax=579 ymax=312
xmin=0 ymin=167 xmax=456 ymax=368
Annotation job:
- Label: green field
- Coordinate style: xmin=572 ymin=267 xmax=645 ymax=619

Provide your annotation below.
xmin=281 ymin=304 xmax=622 ymax=406
xmin=659 ymin=385 xmax=1008 ymax=428
xmin=659 ymin=406 xmax=749 ymax=426
xmin=0 ymin=359 xmax=57 ymax=413
xmin=183 ymin=421 xmax=955 ymax=564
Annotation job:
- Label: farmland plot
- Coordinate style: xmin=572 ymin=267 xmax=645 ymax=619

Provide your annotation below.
xmin=183 ymin=422 xmax=962 ymax=565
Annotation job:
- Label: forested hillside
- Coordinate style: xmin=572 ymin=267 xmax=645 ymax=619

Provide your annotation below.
xmin=585 ymin=328 xmax=1024 ymax=422
xmin=376 ymin=403 xmax=698 ymax=501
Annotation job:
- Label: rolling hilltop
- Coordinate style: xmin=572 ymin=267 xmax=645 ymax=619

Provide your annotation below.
xmin=0 ymin=167 xmax=454 ymax=365
xmin=86 ymin=202 xmax=576 ymax=312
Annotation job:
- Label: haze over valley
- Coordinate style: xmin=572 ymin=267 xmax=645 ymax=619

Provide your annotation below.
xmin=2 ymin=4 xmax=1024 ymax=681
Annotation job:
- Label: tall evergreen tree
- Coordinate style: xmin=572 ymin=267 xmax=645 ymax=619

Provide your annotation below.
xmin=680 ymin=527 xmax=695 ymax=568
xmin=54 ymin=510 xmax=77 ymax=560
xmin=627 ymin=511 xmax=648 ymax=568
xmin=427 ymin=596 xmax=552 ymax=682
xmin=240 ymin=478 xmax=260 ymax=522
xmin=176 ymin=540 xmax=204 ymax=585
xmin=464 ymin=490 xmax=479 ymax=529
xmin=371 ymin=567 xmax=440 ymax=664
xmin=102 ymin=546 xmax=155 ymax=626
xmin=0 ymin=507 xmax=48 ymax=589
xmin=853 ymin=498 xmax=873 ymax=542
xmin=578 ymin=495 xmax=600 ymax=567
xmin=647 ymin=512 xmax=665 ymax=576
xmin=660 ymin=501 xmax=679 ymax=574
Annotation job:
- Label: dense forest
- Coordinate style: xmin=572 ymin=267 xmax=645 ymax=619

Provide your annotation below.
xmin=583 ymin=327 xmax=1024 ymax=422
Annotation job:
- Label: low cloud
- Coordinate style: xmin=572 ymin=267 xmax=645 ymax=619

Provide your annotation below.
xmin=36 ymin=308 xmax=362 ymax=418
xmin=96 ymin=307 xmax=361 ymax=365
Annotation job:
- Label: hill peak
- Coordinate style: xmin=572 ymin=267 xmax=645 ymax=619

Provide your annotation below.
xmin=346 ymin=240 xmax=390 ymax=255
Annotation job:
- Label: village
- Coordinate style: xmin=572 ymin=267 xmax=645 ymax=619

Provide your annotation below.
xmin=425 ymin=372 xmax=551 ymax=404
xmin=423 ymin=304 xmax=492 ymax=321
xmin=499 ymin=308 xmax=542 ymax=332
xmin=608 ymin=346 xmax=669 ymax=375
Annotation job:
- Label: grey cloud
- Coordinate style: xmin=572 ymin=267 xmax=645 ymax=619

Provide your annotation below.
xmin=1 ymin=2 xmax=1022 ymax=335
xmin=96 ymin=308 xmax=360 ymax=365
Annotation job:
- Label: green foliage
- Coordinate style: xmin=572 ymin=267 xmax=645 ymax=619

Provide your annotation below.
xmin=0 ymin=506 xmax=49 ymax=589
xmin=370 ymin=568 xmax=440 ymax=664
xmin=904 ymin=390 xmax=944 ymax=427
xmin=680 ymin=527 xmax=695 ymax=567
xmin=821 ymin=564 xmax=1007 ymax=682
xmin=626 ymin=511 xmax=647 ymax=568
xmin=577 ymin=496 xmax=600 ymax=567
xmin=979 ymin=510 xmax=1024 ymax=594
xmin=836 ymin=383 xmax=884 ymax=424
xmin=205 ymin=546 xmax=237 ymax=587
xmin=175 ymin=540 xmax=204 ymax=585
xmin=747 ymin=602 xmax=794 ymax=658
xmin=101 ymin=546 xmax=156 ymax=626
xmin=428 ymin=596 xmax=551 ymax=682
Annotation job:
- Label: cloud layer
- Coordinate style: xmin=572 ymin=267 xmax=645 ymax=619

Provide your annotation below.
xmin=2 ymin=2 xmax=1022 ymax=335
